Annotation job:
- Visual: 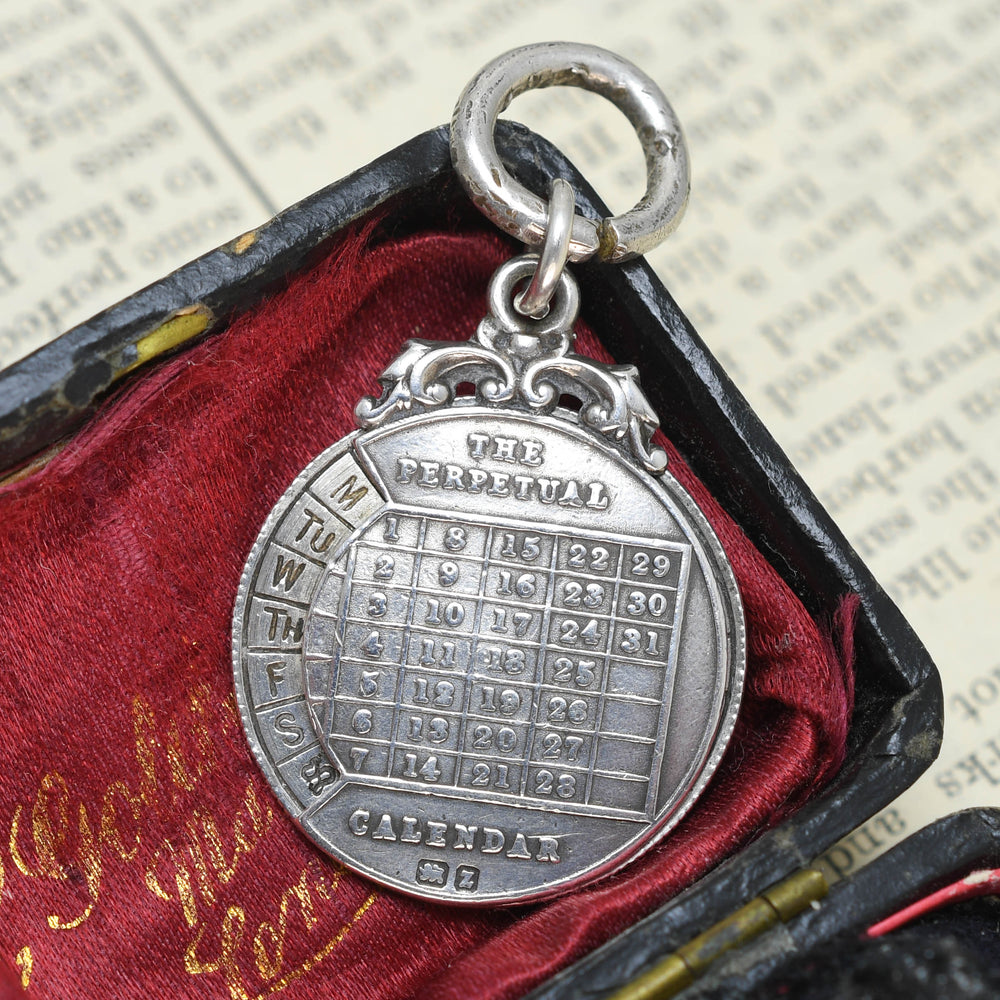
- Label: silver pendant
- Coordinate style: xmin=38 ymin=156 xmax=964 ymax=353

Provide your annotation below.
xmin=233 ymin=44 xmax=744 ymax=905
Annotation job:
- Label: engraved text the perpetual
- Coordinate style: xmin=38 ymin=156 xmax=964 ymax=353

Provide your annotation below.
xmin=392 ymin=431 xmax=612 ymax=510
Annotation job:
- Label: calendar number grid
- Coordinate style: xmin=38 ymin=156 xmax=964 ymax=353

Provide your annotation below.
xmin=329 ymin=511 xmax=688 ymax=821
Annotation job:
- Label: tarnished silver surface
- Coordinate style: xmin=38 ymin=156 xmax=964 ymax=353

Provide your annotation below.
xmin=450 ymin=42 xmax=690 ymax=262
xmin=233 ymin=254 xmax=745 ymax=905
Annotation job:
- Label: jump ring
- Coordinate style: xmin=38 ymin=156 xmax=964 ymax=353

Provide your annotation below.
xmin=514 ymin=178 xmax=575 ymax=318
xmin=451 ymin=42 xmax=690 ymax=262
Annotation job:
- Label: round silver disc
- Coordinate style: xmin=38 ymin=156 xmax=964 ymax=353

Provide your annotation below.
xmin=233 ymin=405 xmax=744 ymax=905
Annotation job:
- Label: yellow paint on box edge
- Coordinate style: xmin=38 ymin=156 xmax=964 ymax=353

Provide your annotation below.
xmin=120 ymin=306 xmax=213 ymax=377
xmin=231 ymin=230 xmax=258 ymax=254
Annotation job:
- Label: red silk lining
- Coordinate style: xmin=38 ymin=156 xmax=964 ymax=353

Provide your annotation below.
xmin=0 ymin=218 xmax=854 ymax=1000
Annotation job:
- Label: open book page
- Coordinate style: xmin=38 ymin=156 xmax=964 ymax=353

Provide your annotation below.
xmin=1 ymin=0 xmax=998 ymax=879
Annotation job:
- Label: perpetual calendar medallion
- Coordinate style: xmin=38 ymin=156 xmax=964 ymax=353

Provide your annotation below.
xmin=233 ymin=253 xmax=745 ymax=904
xmin=233 ymin=43 xmax=746 ymax=904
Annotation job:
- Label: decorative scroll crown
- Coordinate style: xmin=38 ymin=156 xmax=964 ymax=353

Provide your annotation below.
xmin=355 ymin=256 xmax=668 ymax=475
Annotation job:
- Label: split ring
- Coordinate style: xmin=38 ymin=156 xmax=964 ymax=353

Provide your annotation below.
xmin=450 ymin=42 xmax=690 ymax=262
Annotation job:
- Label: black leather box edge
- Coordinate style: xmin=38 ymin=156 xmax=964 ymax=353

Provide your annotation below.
xmin=685 ymin=807 xmax=1000 ymax=998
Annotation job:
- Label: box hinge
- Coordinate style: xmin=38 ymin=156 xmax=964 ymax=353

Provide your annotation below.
xmin=609 ymin=867 xmax=828 ymax=1000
